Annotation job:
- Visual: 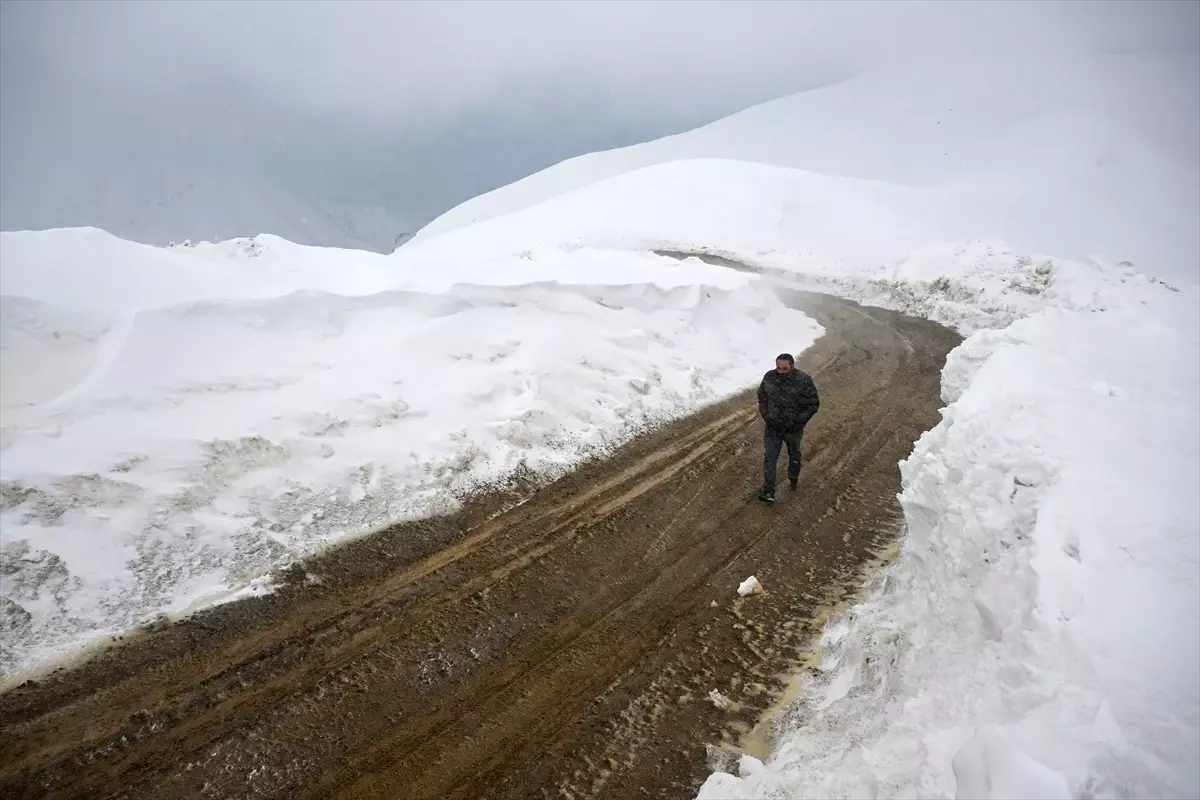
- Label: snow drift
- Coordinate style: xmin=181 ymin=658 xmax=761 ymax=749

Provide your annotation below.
xmin=0 ymin=228 xmax=818 ymax=677
xmin=402 ymin=158 xmax=946 ymax=275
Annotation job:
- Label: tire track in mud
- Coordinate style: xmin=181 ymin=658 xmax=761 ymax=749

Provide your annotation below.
xmin=0 ymin=290 xmax=961 ymax=800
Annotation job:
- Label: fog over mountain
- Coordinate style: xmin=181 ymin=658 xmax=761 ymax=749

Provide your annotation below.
xmin=2 ymin=0 xmax=1193 ymax=251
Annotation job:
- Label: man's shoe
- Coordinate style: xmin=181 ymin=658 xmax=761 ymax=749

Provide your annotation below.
xmin=758 ymin=487 xmax=776 ymax=503
xmin=788 ymin=478 xmax=798 ymax=491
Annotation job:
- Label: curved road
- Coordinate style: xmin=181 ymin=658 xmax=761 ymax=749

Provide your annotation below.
xmin=0 ymin=289 xmax=960 ymax=800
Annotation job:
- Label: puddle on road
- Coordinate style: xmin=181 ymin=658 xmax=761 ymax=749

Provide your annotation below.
xmin=731 ymin=539 xmax=901 ymax=762
xmin=738 ymin=653 xmax=817 ymax=760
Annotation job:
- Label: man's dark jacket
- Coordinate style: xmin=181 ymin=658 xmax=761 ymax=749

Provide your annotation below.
xmin=757 ymin=369 xmax=820 ymax=433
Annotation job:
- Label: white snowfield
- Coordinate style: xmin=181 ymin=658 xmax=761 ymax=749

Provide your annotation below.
xmin=1 ymin=49 xmax=1197 ymax=800
xmin=414 ymin=52 xmax=1199 ymax=286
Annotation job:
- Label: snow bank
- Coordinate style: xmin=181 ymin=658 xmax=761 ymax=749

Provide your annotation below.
xmin=414 ymin=53 xmax=1199 ymax=286
xmin=793 ymin=239 xmax=1191 ymax=335
xmin=0 ymin=227 xmax=400 ymax=312
xmin=698 ymin=259 xmax=1200 ymax=799
xmin=0 ymin=228 xmax=819 ymax=678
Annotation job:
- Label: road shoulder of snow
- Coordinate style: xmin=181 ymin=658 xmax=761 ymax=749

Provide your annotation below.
xmin=697 ymin=253 xmax=1200 ymax=799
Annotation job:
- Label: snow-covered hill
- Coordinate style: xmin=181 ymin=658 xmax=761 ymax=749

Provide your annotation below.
xmin=1 ymin=49 xmax=1197 ymax=800
xmin=415 ymin=53 xmax=1199 ymax=287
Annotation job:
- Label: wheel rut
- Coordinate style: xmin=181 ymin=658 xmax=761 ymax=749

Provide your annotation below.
xmin=0 ymin=290 xmax=961 ymax=800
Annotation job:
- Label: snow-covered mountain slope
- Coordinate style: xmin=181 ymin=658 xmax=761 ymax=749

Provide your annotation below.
xmin=400 ymin=159 xmax=945 ymax=272
xmin=414 ymin=53 xmax=1199 ymax=286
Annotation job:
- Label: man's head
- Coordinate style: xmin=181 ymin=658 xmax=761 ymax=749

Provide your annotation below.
xmin=775 ymin=353 xmax=794 ymax=374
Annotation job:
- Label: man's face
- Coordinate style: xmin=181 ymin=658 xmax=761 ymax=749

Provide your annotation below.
xmin=775 ymin=358 xmax=791 ymax=375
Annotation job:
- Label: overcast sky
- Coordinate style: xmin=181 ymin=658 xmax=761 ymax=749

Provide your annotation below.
xmin=2 ymin=0 xmax=1197 ymax=249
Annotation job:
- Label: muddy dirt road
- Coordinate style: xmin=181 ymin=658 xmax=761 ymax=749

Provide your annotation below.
xmin=0 ymin=290 xmax=960 ymax=800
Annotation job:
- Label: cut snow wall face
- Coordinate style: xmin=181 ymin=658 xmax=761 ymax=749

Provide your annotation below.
xmin=698 ymin=250 xmax=1199 ymax=800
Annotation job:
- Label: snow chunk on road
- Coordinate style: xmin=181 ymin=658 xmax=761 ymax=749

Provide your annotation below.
xmin=737 ymin=575 xmax=764 ymax=597
xmin=709 ymin=690 xmax=735 ymax=711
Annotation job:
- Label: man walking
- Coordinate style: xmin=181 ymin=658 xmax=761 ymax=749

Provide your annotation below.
xmin=756 ymin=352 xmax=820 ymax=503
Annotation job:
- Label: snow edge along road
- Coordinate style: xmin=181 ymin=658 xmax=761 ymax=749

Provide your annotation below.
xmin=697 ymin=247 xmax=1200 ymax=800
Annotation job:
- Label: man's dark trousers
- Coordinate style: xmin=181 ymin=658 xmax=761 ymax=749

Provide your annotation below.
xmin=764 ymin=426 xmax=802 ymax=492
